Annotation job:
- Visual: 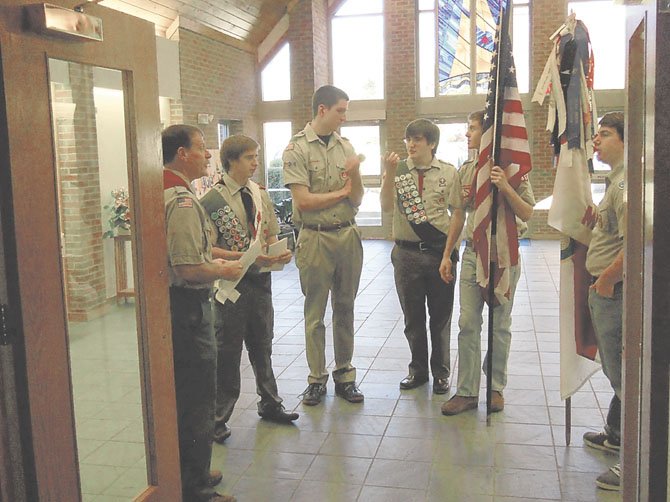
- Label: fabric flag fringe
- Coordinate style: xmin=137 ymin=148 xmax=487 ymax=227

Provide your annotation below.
xmin=532 ymin=16 xmax=600 ymax=402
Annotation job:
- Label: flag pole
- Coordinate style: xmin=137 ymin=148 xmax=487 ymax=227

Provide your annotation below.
xmin=565 ymin=396 xmax=572 ymax=445
xmin=486 ymin=0 xmax=506 ymax=425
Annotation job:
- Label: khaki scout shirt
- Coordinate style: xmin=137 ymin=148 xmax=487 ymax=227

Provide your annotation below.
xmin=459 ymin=158 xmax=535 ymax=241
xmin=586 ymin=163 xmax=625 ymax=277
xmin=282 ymin=123 xmax=358 ymax=227
xmin=164 ymin=169 xmax=216 ymax=289
xmin=391 ymin=157 xmax=463 ymax=241
xmin=204 ymin=173 xmax=280 ymax=249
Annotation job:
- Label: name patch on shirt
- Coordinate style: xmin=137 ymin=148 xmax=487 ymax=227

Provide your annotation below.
xmin=177 ymin=197 xmax=193 ymax=208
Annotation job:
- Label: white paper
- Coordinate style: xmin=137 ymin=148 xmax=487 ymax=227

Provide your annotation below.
xmin=214 ymin=239 xmax=263 ymax=304
xmin=258 ymin=238 xmax=289 ymax=273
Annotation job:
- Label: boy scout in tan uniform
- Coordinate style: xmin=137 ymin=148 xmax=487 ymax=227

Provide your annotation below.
xmin=199 ymin=135 xmax=297 ymax=444
xmin=581 ymin=112 xmax=626 ymax=492
xmin=162 ymin=124 xmax=241 ymax=502
xmin=441 ymin=111 xmax=534 ymax=417
xmin=282 ymin=85 xmax=365 ymax=406
xmin=380 ymin=119 xmax=465 ymax=395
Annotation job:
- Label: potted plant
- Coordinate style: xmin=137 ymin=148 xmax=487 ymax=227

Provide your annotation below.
xmin=102 ymin=187 xmax=131 ymax=238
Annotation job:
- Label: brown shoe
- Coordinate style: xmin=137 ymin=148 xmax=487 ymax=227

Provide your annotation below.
xmin=441 ymin=395 xmax=478 ymax=416
xmin=490 ymin=391 xmax=504 ymax=412
xmin=210 ymin=494 xmax=237 ymax=502
xmin=208 ymin=470 xmax=223 ymax=487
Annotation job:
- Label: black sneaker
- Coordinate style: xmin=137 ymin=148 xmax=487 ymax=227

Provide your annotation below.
xmin=596 ymin=463 xmax=621 ymax=491
xmin=299 ymin=383 xmax=326 ymax=406
xmin=259 ymin=405 xmax=299 ymax=423
xmin=334 ymin=382 xmax=364 ymax=403
xmin=583 ymin=431 xmax=619 ymax=454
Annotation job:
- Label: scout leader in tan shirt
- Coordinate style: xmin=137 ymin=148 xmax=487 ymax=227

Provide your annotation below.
xmin=162 ymin=124 xmax=241 ymax=502
xmin=380 ymin=118 xmax=465 ymax=395
xmin=282 ymin=85 xmax=365 ymax=407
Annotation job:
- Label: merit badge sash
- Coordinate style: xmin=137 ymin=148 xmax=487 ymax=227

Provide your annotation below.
xmin=394 ymin=160 xmax=447 ymax=243
xmin=200 ymin=182 xmax=262 ymax=252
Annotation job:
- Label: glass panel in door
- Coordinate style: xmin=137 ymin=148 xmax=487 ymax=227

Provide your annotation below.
xmin=48 ymin=58 xmax=148 ymax=499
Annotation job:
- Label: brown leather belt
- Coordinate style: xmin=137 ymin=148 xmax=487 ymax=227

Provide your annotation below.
xmin=301 ymin=220 xmax=355 ymax=232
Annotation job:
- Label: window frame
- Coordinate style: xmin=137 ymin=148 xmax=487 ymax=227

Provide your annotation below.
xmin=418 ymin=0 xmax=530 ymax=99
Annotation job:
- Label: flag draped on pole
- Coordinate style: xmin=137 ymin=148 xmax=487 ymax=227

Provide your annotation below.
xmin=532 ymin=17 xmax=600 ymax=402
xmin=472 ymin=0 xmax=532 ymax=306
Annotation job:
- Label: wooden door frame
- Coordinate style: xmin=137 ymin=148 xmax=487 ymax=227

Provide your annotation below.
xmin=0 ymin=1 xmax=180 ymax=500
xmin=623 ymin=4 xmax=670 ymax=500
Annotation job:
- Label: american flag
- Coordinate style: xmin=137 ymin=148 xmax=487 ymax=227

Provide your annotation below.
xmin=472 ymin=1 xmax=532 ymax=305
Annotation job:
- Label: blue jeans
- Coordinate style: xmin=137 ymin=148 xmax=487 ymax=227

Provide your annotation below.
xmin=588 ymin=282 xmax=623 ymax=441
xmin=455 ymin=247 xmax=521 ymax=396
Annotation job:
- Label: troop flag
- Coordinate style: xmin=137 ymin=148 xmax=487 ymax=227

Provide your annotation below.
xmin=532 ymin=15 xmax=601 ymax=404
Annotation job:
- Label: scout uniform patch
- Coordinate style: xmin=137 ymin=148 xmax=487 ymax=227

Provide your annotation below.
xmin=177 ymin=197 xmax=193 ymax=208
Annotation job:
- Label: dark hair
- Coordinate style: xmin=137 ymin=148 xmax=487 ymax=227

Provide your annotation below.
xmin=599 ymin=112 xmax=624 ymax=140
xmin=162 ymin=124 xmax=203 ymax=164
xmin=468 ymin=110 xmax=485 ymax=126
xmin=405 ymin=119 xmax=440 ymax=156
xmin=220 ymin=134 xmax=260 ymax=172
xmin=312 ymin=85 xmax=349 ymax=117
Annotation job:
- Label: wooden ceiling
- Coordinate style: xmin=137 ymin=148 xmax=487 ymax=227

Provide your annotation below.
xmin=99 ymin=0 xmax=295 ymax=46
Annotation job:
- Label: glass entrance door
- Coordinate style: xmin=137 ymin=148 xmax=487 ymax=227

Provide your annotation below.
xmin=0 ymin=3 xmax=180 ymax=500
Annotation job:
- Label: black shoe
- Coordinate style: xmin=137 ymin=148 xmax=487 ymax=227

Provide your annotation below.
xmin=399 ymin=374 xmax=429 ymax=390
xmin=583 ymin=431 xmax=620 ymax=454
xmin=432 ymin=377 xmax=449 ymax=394
xmin=334 ymin=382 xmax=364 ymax=403
xmin=259 ymin=405 xmax=299 ymax=423
xmin=299 ymin=383 xmax=327 ymax=406
xmin=213 ymin=423 xmax=231 ymax=444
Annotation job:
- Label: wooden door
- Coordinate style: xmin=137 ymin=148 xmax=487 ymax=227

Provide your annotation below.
xmin=623 ymin=3 xmax=670 ymax=500
xmin=0 ymin=1 xmax=180 ymax=500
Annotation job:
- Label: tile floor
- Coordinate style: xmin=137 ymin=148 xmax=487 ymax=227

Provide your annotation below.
xmin=71 ymin=239 xmax=622 ymax=501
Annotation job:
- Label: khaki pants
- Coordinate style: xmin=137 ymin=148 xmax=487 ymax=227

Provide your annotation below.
xmin=295 ymin=226 xmax=363 ymax=385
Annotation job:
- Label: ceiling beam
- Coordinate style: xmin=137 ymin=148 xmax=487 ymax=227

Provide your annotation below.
xmin=177 ymin=15 xmax=255 ymax=54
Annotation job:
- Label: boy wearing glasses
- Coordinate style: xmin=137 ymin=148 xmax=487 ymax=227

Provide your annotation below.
xmin=380 ymin=119 xmax=465 ymax=394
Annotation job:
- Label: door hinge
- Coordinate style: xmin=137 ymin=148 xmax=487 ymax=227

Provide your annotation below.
xmin=0 ymin=304 xmax=12 ymax=346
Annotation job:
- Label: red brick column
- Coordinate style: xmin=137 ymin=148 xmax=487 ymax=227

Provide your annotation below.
xmin=55 ymin=63 xmax=107 ymax=321
xmin=528 ymin=0 xmax=568 ymax=237
xmin=385 ymin=0 xmax=417 ymax=155
xmin=288 ymin=0 xmax=330 ymax=134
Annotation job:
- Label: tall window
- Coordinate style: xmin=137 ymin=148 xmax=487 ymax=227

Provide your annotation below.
xmin=435 ymin=122 xmax=469 ymax=168
xmin=568 ymin=1 xmax=626 ymax=89
xmin=331 ymin=0 xmax=384 ymax=100
xmin=340 ymin=124 xmax=382 ymax=226
xmin=263 ymin=121 xmax=292 ymax=205
xmin=261 ymin=43 xmax=291 ymax=101
xmin=419 ymin=0 xmax=529 ymax=97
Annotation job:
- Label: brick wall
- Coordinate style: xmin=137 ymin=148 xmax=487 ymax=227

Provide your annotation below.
xmin=288 ymin=0 xmax=330 ymax=134
xmin=178 ymin=28 xmax=260 ymax=149
xmin=385 ymin=0 xmax=417 ymax=156
xmin=527 ymin=0 xmax=568 ymax=238
xmin=54 ymin=63 xmax=107 ymax=322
